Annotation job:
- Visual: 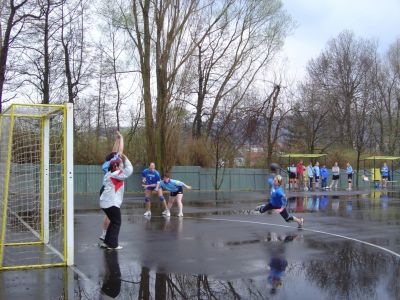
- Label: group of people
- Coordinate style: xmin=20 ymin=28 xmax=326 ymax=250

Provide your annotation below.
xmin=288 ymin=160 xmax=355 ymax=191
xmin=98 ymin=132 xmax=191 ymax=250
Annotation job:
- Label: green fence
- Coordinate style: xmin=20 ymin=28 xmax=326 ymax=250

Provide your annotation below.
xmin=74 ymin=165 xmax=270 ymax=194
xmin=74 ymin=165 xmax=400 ymax=194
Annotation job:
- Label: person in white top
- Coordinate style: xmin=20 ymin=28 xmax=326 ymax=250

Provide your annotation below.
xmin=328 ymin=162 xmax=340 ymax=189
xmin=100 ymin=131 xmax=124 ymax=241
xmin=99 ymin=154 xmax=133 ymax=250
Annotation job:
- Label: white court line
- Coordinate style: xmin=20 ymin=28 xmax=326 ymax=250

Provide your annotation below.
xmin=187 ymin=216 xmax=400 ymax=259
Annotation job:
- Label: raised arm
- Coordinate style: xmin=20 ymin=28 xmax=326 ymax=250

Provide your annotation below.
xmin=116 ymin=131 xmax=124 ymax=155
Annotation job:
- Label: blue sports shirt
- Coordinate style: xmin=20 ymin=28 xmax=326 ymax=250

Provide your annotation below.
xmin=270 ymin=186 xmax=287 ymax=208
xmin=381 ymin=166 xmax=389 ymax=177
xmin=346 ymin=165 xmax=353 ymax=174
xmin=313 ymin=166 xmax=320 ymax=177
xmin=142 ymin=168 xmax=161 ymax=185
xmin=307 ymin=166 xmax=314 ymax=177
xmin=160 ymin=179 xmax=184 ymax=193
xmin=320 ymin=167 xmax=329 ymax=179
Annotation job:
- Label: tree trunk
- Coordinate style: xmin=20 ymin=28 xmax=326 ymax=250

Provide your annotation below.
xmin=42 ymin=0 xmax=50 ymax=104
xmin=0 ymin=0 xmax=28 ymax=112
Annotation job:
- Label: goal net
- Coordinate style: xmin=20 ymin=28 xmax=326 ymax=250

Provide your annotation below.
xmin=0 ymin=103 xmax=74 ymax=270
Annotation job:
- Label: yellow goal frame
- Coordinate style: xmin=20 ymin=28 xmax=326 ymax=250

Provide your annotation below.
xmin=0 ymin=103 xmax=74 ymax=270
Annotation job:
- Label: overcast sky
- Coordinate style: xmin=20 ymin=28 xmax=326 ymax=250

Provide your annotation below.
xmin=281 ymin=0 xmax=400 ymax=79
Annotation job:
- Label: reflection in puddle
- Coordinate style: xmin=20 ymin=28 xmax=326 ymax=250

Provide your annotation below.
xmin=101 ymin=250 xmax=121 ymax=298
xmin=91 ymin=232 xmax=399 ymax=299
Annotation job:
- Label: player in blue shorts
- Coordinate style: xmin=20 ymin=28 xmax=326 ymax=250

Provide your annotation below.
xmin=156 ymin=173 xmax=192 ymax=217
xmin=255 ymin=175 xmax=304 ymax=228
xmin=142 ymin=162 xmax=170 ymax=217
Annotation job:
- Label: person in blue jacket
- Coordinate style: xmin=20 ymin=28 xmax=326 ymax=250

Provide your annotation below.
xmin=255 ymin=175 xmax=304 ymax=228
xmin=320 ymin=164 xmax=329 ymax=189
xmin=381 ymin=162 xmax=389 ymax=188
xmin=155 ymin=173 xmax=192 ymax=217
xmin=142 ymin=162 xmax=170 ymax=217
xmin=346 ymin=162 xmax=353 ymax=190
xmin=307 ymin=162 xmax=314 ymax=190
xmin=313 ymin=162 xmax=320 ymax=189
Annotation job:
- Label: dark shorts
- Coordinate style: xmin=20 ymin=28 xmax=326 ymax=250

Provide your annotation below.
xmin=348 ymin=174 xmax=353 ymax=181
xmin=332 ymin=175 xmax=339 ymax=180
xmin=315 ymin=176 xmax=319 ymax=182
xmin=382 ymin=176 xmax=388 ymax=179
xmin=146 ymin=186 xmax=157 ymax=191
xmin=289 ymin=172 xmax=296 ymax=179
xmin=170 ymin=186 xmax=183 ymax=196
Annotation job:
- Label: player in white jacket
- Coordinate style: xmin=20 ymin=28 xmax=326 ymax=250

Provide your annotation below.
xmin=99 ymin=154 xmax=133 ymax=250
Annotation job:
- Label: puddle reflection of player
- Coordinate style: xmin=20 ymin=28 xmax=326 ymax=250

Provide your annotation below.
xmin=101 ymin=250 xmax=121 ymax=298
xmin=295 ymin=197 xmax=304 ymax=213
xmin=320 ymin=195 xmax=329 ymax=210
xmin=268 ymin=255 xmax=287 ymax=294
xmin=380 ymin=191 xmax=390 ymax=209
xmin=332 ymin=196 xmax=340 ymax=211
xmin=267 ymin=234 xmax=299 ymax=295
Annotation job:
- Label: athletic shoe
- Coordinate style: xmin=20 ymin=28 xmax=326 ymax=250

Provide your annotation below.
xmin=99 ymin=232 xmax=106 ymax=241
xmin=298 ymin=218 xmax=304 ymax=229
xmin=177 ymin=212 xmax=184 ymax=217
xmin=144 ymin=210 xmax=151 ymax=217
xmin=107 ymin=245 xmax=123 ymax=250
xmin=162 ymin=209 xmax=171 ymax=217
xmin=255 ymin=204 xmax=266 ymax=213
xmin=99 ymin=242 xmax=108 ymax=248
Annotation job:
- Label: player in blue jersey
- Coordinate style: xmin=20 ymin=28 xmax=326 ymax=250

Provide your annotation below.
xmin=153 ymin=173 xmax=192 ymax=217
xmin=346 ymin=162 xmax=353 ymax=190
xmin=381 ymin=162 xmax=389 ymax=188
xmin=307 ymin=162 xmax=314 ymax=190
xmin=313 ymin=162 xmax=320 ymax=189
xmin=142 ymin=162 xmax=170 ymax=217
xmin=320 ymin=164 xmax=329 ymax=189
xmin=255 ymin=175 xmax=304 ymax=228
xmin=99 ymin=131 xmax=123 ymax=241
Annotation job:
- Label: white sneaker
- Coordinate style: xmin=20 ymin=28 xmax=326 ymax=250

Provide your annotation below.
xmin=298 ymin=218 xmax=304 ymax=229
xmin=162 ymin=210 xmax=171 ymax=217
xmin=144 ymin=210 xmax=151 ymax=217
xmin=99 ymin=233 xmax=105 ymax=241
xmin=107 ymin=245 xmax=123 ymax=250
xmin=177 ymin=212 xmax=183 ymax=217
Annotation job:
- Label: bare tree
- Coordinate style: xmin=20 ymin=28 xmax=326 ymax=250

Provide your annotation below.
xmin=307 ymin=31 xmax=377 ymax=147
xmin=191 ymin=0 xmax=292 ymax=141
xmin=371 ymin=39 xmax=400 ymax=154
xmin=60 ymin=0 xmax=90 ymax=105
xmin=118 ymin=0 xmax=233 ymax=174
xmin=0 ymin=0 xmax=39 ymax=111
xmin=286 ymin=81 xmax=330 ymax=154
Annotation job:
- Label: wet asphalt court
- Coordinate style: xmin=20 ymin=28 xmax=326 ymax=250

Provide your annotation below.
xmin=1 ymin=189 xmax=400 ymax=300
